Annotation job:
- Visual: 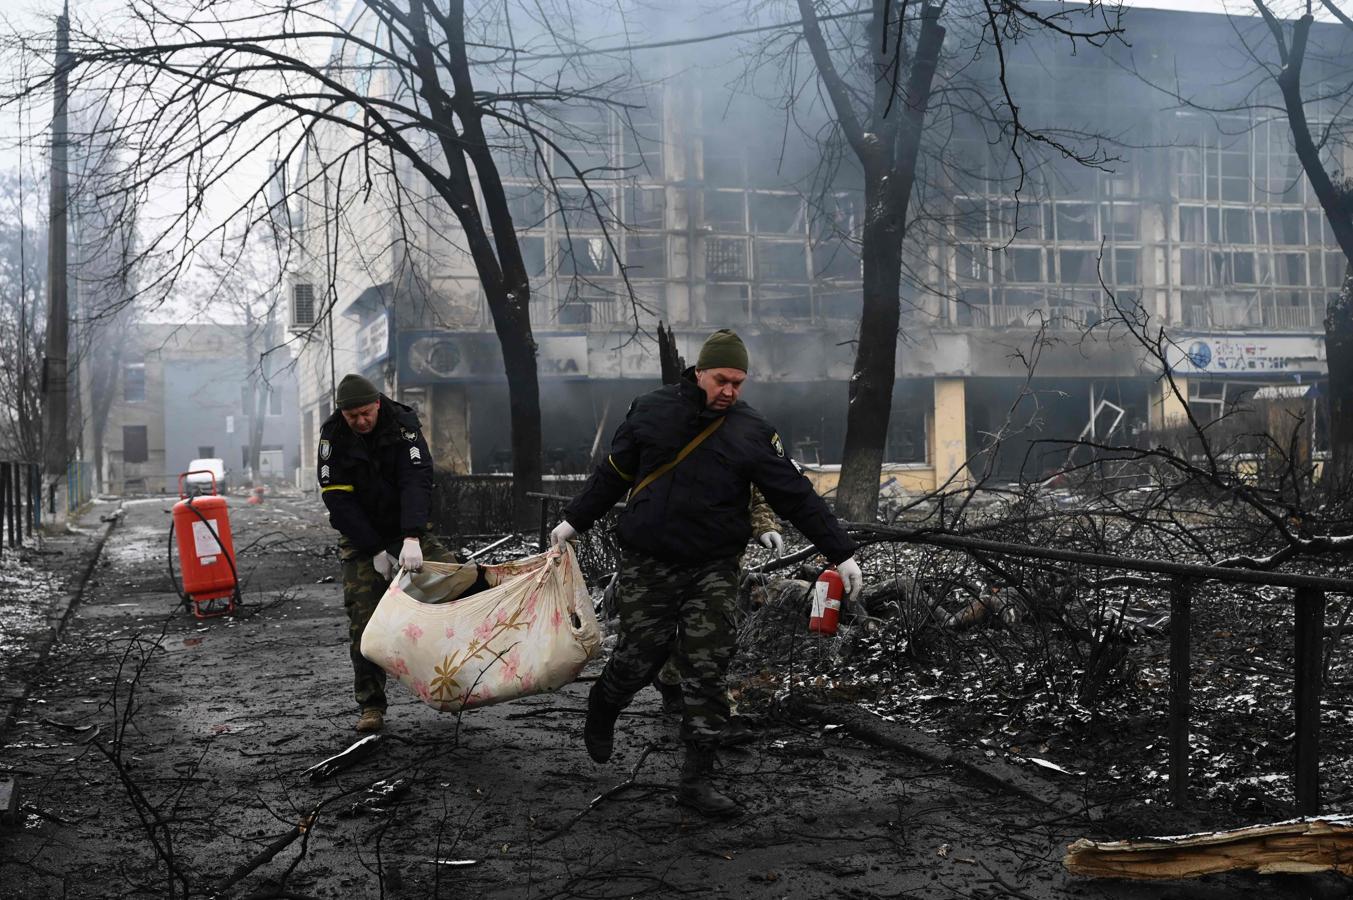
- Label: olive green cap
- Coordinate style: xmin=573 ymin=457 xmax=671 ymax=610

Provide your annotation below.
xmin=336 ymin=373 xmax=379 ymax=409
xmin=695 ymin=329 xmax=749 ymax=372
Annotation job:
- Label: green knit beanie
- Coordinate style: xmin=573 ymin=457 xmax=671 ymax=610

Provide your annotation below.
xmin=336 ymin=373 xmax=380 ymax=409
xmin=695 ymin=329 xmax=749 ymax=372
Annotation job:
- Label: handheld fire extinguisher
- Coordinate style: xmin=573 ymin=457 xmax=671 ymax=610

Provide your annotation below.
xmin=809 ymin=566 xmax=844 ymax=635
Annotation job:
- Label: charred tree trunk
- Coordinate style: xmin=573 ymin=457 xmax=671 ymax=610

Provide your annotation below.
xmin=658 ymin=321 xmax=684 ymax=386
xmin=799 ymin=0 xmax=945 ymax=522
xmin=399 ymin=0 xmax=542 ymax=530
xmin=1256 ymin=5 xmax=1353 ymax=499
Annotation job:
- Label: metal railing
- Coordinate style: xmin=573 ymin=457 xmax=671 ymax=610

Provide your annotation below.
xmin=67 ymin=460 xmax=94 ymax=513
xmin=530 ymin=483 xmax=1353 ymax=816
xmin=0 ymin=461 xmax=41 ymax=553
xmin=847 ymin=520 xmax=1353 ymax=816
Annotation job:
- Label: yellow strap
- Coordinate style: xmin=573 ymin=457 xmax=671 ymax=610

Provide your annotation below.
xmin=322 ymin=484 xmax=355 ymax=493
xmin=608 ymin=455 xmax=634 ymax=482
xmin=628 ymin=417 xmax=726 ymax=501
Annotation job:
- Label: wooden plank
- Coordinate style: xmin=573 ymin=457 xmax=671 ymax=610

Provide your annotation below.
xmin=1065 ymin=816 xmax=1353 ymax=879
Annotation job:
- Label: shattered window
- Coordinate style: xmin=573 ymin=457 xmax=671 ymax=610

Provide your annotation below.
xmin=1272 ymin=252 xmax=1307 ymax=285
xmin=1114 ymin=248 xmax=1139 ymax=285
xmin=624 ymin=234 xmax=666 ymax=278
xmin=706 ymin=237 xmax=748 ymax=281
xmin=750 ymin=193 xmax=805 ymax=234
xmin=812 ymin=239 xmax=860 ymax=280
xmin=1223 ymin=208 xmax=1252 ymax=244
xmin=1179 ymin=207 xmax=1205 ymax=242
xmin=1001 ymin=248 xmax=1043 ymax=283
xmin=505 ymin=186 xmax=547 ymax=231
xmin=955 ymin=244 xmax=988 ymax=282
xmin=556 ymin=236 xmax=613 ymax=276
xmin=1055 ymin=203 xmax=1096 ymax=241
xmin=704 ymin=191 xmax=746 ymax=232
xmin=1058 ymin=250 xmax=1099 ymax=285
xmin=756 ymin=240 xmax=807 ymax=281
xmin=625 ymin=186 xmax=665 ymax=230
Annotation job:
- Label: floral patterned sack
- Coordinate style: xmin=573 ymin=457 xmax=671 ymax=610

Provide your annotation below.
xmin=360 ymin=544 xmax=601 ymax=712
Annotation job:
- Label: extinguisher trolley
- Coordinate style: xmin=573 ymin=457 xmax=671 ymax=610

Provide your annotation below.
xmin=172 ymin=470 xmax=239 ymax=619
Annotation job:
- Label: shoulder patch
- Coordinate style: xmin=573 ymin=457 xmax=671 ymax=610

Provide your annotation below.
xmin=401 ymin=428 xmax=418 ymax=442
xmin=770 ymin=432 xmax=784 ymax=458
xmin=318 ymin=439 xmax=331 ymax=461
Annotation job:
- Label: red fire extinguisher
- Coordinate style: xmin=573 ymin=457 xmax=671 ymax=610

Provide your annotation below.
xmin=809 ymin=566 xmax=844 ymax=635
xmin=172 ymin=470 xmax=238 ymax=619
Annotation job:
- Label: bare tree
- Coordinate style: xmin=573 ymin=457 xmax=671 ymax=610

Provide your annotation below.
xmin=782 ymin=0 xmax=1124 ymax=521
xmin=0 ymin=170 xmax=46 ymax=463
xmin=1 ymin=0 xmax=646 ymax=528
xmin=1249 ymin=0 xmax=1353 ymax=500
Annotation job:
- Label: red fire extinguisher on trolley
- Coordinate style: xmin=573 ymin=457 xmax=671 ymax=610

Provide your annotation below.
xmin=171 ymin=470 xmax=239 ymax=619
xmin=809 ymin=566 xmax=844 ymax=635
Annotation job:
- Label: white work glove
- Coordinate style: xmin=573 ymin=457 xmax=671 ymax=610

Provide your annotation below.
xmin=372 ymin=550 xmax=397 ymax=581
xmin=550 ymin=520 xmax=577 ymax=549
xmin=758 ymin=531 xmax=784 ymax=555
xmin=837 ymin=557 xmax=863 ymax=603
xmin=399 ymin=537 xmax=424 ymax=573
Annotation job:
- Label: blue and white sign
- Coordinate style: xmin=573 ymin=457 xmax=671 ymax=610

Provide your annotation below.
xmin=1168 ymin=334 xmax=1325 ymax=375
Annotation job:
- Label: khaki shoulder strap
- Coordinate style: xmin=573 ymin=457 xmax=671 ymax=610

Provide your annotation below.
xmin=628 ymin=416 xmax=726 ymax=500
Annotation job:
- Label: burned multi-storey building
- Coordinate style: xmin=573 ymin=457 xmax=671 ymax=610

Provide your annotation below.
xmin=287 ymin=3 xmax=1342 ymax=493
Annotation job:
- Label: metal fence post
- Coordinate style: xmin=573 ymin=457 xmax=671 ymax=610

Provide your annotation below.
xmin=7 ymin=461 xmax=17 ymax=547
xmin=1168 ymin=577 xmax=1192 ymax=806
xmin=1294 ymin=587 xmax=1325 ymax=815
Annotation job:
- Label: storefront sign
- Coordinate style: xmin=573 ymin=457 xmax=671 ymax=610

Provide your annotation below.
xmin=399 ymin=332 xmax=588 ymax=382
xmin=356 ymin=313 xmax=390 ymax=368
xmin=1168 ymin=334 xmax=1325 ymax=375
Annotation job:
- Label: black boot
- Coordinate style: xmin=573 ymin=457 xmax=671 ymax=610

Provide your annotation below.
xmin=677 ymin=742 xmax=740 ymax=818
xmin=653 ymin=677 xmax=684 ymax=716
xmin=718 ymin=715 xmax=756 ymax=748
xmin=583 ymin=683 xmax=622 ymax=763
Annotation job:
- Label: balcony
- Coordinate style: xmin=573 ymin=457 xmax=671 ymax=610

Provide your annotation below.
xmin=1182 ymin=293 xmax=1326 ymax=331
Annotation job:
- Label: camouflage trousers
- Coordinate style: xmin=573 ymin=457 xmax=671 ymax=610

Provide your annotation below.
xmin=595 ymin=550 xmax=740 ymax=743
xmin=339 ymin=533 xmax=456 ymax=711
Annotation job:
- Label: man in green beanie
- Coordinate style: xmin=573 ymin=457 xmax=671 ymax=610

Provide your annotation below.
xmin=318 ymin=373 xmax=455 ymax=733
xmin=549 ymin=329 xmax=862 ymax=818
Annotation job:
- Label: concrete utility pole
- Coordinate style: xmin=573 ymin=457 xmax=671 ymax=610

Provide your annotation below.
xmin=42 ymin=2 xmax=70 ymax=527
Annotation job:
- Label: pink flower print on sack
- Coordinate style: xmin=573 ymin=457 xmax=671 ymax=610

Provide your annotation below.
xmin=402 ymin=623 xmax=424 ymax=644
xmin=518 ymin=671 xmax=535 ymax=693
xmin=500 ymin=648 xmax=521 ymax=683
xmin=412 ymin=679 xmax=431 ymax=701
xmin=444 ymin=624 xmax=457 ymax=640
xmin=473 ymin=616 xmax=494 ymax=642
xmin=551 ymin=607 xmax=563 ymax=631
xmin=390 ymin=657 xmax=410 ymax=678
xmin=524 ymin=588 xmax=541 ymax=619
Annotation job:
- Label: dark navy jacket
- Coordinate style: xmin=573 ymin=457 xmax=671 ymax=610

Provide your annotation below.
xmin=564 ymin=370 xmax=857 ymax=565
xmin=317 ymin=395 xmax=433 ymax=555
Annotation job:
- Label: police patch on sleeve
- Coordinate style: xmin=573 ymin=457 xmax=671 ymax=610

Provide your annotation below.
xmin=318 ymin=439 xmax=331 ymax=461
xmin=402 ymin=428 xmax=418 ymax=442
xmin=770 ymin=432 xmax=784 ymax=457
xmin=409 ymin=446 xmax=422 ymax=462
xmin=319 ymin=464 xmax=330 ymax=480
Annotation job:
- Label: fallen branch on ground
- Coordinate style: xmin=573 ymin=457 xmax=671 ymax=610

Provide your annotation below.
xmin=539 ymin=742 xmax=662 ymax=843
xmin=1064 ymin=816 xmax=1353 ymax=879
